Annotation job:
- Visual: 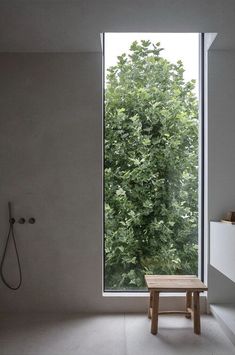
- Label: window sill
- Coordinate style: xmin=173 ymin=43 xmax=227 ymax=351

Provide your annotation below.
xmin=102 ymin=292 xmax=193 ymax=297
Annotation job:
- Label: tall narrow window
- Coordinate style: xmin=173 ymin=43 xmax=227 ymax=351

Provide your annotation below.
xmin=104 ymin=33 xmax=200 ymax=291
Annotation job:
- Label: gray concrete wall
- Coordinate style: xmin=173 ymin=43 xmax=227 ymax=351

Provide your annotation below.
xmin=0 ymin=53 xmax=105 ymax=312
xmin=207 ymin=49 xmax=235 ymax=303
xmin=0 ymin=1 xmax=234 ymax=51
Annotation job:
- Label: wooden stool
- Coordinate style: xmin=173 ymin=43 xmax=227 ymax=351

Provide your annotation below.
xmin=145 ymin=275 xmax=208 ymax=335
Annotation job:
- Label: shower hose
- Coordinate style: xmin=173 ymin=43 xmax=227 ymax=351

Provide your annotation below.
xmin=0 ymin=202 xmax=22 ymax=290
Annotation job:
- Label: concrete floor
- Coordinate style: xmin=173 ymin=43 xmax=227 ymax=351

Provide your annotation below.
xmin=0 ymin=314 xmax=234 ymax=355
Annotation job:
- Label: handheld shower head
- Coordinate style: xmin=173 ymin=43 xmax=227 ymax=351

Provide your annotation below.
xmin=0 ymin=202 xmax=22 ymax=290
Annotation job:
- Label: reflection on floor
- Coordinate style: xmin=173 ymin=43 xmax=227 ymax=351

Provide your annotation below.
xmin=0 ymin=313 xmax=234 ymax=355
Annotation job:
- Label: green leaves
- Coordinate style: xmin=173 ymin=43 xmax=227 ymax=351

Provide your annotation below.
xmin=105 ymin=40 xmax=198 ymax=290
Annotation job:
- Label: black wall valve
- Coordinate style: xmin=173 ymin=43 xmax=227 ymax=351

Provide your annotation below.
xmin=18 ymin=218 xmax=26 ymax=224
xmin=16 ymin=217 xmax=36 ymax=224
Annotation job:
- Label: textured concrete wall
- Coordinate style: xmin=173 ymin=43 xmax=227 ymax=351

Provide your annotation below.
xmin=0 ymin=1 xmax=233 ymax=51
xmin=207 ymin=50 xmax=235 ymax=303
xmin=0 ymin=53 xmax=104 ymax=312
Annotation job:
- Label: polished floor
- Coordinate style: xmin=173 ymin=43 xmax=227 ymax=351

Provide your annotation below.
xmin=0 ymin=313 xmax=234 ymax=355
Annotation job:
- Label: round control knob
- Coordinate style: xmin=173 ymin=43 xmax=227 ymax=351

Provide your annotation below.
xmin=28 ymin=217 xmax=36 ymax=224
xmin=18 ymin=218 xmax=26 ymax=224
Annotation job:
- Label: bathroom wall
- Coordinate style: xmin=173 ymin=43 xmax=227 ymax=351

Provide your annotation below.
xmin=0 ymin=53 xmax=105 ymax=312
xmin=206 ymin=49 xmax=235 ymax=303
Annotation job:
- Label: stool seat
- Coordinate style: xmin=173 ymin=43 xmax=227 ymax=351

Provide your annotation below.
xmin=145 ymin=275 xmax=208 ymax=335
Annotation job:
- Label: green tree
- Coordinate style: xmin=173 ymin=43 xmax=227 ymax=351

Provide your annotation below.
xmin=105 ymin=40 xmax=198 ymax=290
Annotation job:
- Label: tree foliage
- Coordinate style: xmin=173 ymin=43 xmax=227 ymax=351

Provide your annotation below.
xmin=105 ymin=40 xmax=198 ymax=290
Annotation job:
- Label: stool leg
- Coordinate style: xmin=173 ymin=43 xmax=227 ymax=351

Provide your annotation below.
xmin=148 ymin=291 xmax=153 ymax=319
xmin=185 ymin=291 xmax=192 ymax=319
xmin=151 ymin=291 xmax=159 ymax=335
xmin=193 ymin=291 xmax=200 ymax=334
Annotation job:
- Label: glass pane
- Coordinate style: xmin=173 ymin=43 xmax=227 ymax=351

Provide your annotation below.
xmin=104 ymin=33 xmax=199 ymax=291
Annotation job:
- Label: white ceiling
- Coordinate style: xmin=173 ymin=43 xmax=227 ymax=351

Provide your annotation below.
xmin=0 ymin=0 xmax=234 ymax=52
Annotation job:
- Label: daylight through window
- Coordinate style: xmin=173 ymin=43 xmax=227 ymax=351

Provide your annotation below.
xmin=104 ymin=33 xmax=200 ymax=291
